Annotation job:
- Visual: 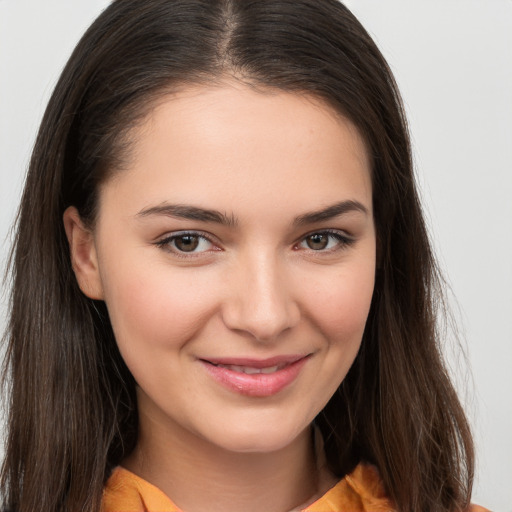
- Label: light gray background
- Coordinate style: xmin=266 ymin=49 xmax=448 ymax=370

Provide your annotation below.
xmin=1 ymin=1 xmax=511 ymax=510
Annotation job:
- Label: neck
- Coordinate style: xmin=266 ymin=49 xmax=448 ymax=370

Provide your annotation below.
xmin=124 ymin=405 xmax=319 ymax=512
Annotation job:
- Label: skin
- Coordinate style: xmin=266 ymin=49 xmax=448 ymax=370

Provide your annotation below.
xmin=64 ymin=81 xmax=376 ymax=512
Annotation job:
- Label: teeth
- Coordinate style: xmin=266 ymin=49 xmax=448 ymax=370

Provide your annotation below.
xmin=260 ymin=365 xmax=280 ymax=374
xmin=217 ymin=364 xmax=281 ymax=374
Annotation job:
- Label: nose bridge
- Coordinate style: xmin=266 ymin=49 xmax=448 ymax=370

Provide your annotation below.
xmin=222 ymin=247 xmax=299 ymax=341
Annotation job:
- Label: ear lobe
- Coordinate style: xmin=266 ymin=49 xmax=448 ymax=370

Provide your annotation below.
xmin=63 ymin=206 xmax=104 ymax=300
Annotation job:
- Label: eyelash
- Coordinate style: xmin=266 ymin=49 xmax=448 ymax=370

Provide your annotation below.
xmin=154 ymin=231 xmax=218 ymax=258
xmin=154 ymin=229 xmax=354 ymax=257
xmin=297 ymin=230 xmax=354 ymax=253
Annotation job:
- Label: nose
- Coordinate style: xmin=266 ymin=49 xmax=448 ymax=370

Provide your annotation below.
xmin=221 ymin=252 xmax=300 ymax=342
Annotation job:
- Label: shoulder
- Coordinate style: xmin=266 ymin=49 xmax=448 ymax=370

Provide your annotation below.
xmin=304 ymin=462 xmax=393 ymax=512
xmin=303 ymin=463 xmax=492 ymax=512
xmin=467 ymin=505 xmax=492 ymax=512
xmin=102 ymin=466 xmax=179 ymax=512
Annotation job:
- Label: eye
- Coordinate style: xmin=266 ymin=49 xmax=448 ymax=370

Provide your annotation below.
xmin=298 ymin=231 xmax=353 ymax=251
xmin=156 ymin=232 xmax=216 ymax=254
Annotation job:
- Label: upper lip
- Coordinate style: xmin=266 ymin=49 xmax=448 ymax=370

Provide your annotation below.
xmin=200 ymin=354 xmax=309 ymax=368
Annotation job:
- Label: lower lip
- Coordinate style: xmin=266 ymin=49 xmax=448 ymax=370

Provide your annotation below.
xmin=200 ymin=357 xmax=310 ymax=397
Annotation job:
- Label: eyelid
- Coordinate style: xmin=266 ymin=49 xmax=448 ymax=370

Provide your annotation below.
xmin=295 ymin=229 xmax=355 ymax=251
xmin=154 ymin=230 xmax=221 ymax=255
xmin=153 ymin=228 xmax=354 ymax=257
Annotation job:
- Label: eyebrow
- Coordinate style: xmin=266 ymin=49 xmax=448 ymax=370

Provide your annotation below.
xmin=136 ymin=203 xmax=238 ymax=227
xmin=293 ymin=200 xmax=369 ymax=226
xmin=136 ymin=200 xmax=368 ymax=227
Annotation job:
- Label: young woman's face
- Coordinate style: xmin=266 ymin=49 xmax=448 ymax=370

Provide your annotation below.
xmin=70 ymin=83 xmax=376 ymax=454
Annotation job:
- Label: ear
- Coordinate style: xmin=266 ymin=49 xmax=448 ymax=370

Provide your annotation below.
xmin=63 ymin=206 xmax=104 ymax=300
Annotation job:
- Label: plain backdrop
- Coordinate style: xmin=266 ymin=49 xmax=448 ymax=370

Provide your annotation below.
xmin=1 ymin=1 xmax=511 ymax=510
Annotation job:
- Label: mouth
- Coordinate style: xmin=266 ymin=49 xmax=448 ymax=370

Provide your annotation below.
xmin=209 ymin=363 xmax=285 ymax=375
xmin=199 ymin=354 xmax=311 ymax=397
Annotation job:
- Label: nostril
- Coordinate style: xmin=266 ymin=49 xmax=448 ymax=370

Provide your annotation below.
xmin=221 ymin=297 xmax=300 ymax=342
xmin=220 ymin=258 xmax=301 ymax=340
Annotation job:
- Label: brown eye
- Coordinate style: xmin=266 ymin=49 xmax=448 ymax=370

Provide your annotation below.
xmin=298 ymin=231 xmax=353 ymax=252
xmin=156 ymin=232 xmax=216 ymax=255
xmin=305 ymin=233 xmax=329 ymax=250
xmin=174 ymin=235 xmax=200 ymax=252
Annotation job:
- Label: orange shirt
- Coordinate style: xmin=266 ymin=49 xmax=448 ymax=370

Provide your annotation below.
xmin=101 ymin=463 xmax=489 ymax=512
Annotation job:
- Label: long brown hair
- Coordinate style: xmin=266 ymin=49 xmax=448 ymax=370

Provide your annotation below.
xmin=1 ymin=1 xmax=474 ymax=510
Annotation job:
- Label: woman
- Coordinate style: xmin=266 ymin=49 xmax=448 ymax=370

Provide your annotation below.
xmin=1 ymin=1 xmax=484 ymax=511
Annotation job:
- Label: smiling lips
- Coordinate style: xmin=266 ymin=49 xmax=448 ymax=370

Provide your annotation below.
xmin=200 ymin=355 xmax=310 ymax=397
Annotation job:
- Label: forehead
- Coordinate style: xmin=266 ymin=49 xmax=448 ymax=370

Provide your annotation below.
xmin=100 ymin=81 xmax=372 ymax=219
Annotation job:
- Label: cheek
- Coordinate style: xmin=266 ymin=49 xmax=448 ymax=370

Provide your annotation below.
xmin=305 ymin=258 xmax=375 ymax=345
xmin=99 ymin=259 xmax=219 ymax=359
xmin=290 ymin=258 xmax=375 ymax=422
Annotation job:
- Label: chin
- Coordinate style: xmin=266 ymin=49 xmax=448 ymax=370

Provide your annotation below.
xmin=202 ymin=421 xmax=309 ymax=455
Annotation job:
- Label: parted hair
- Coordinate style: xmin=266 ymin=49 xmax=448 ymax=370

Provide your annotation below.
xmin=1 ymin=1 xmax=474 ymax=511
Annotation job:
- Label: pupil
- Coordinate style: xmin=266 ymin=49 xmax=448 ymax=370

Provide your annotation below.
xmin=307 ymin=234 xmax=328 ymax=250
xmin=176 ymin=235 xmax=199 ymax=252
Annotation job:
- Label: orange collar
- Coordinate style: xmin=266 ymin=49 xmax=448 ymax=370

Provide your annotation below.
xmin=101 ymin=462 xmax=395 ymax=512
